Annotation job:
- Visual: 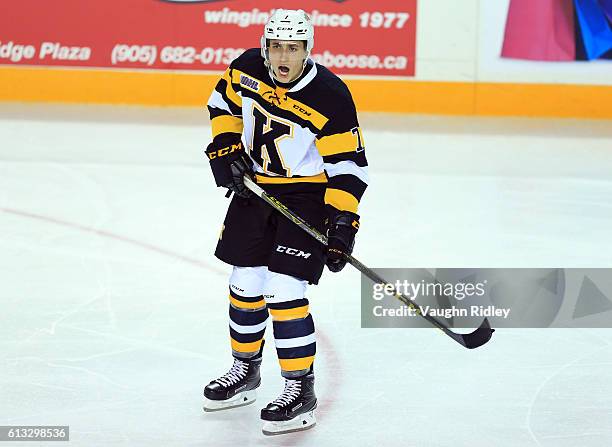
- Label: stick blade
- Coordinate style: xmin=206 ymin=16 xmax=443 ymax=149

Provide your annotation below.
xmin=455 ymin=318 xmax=495 ymax=349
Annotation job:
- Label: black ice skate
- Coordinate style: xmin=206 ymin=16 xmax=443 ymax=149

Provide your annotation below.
xmin=260 ymin=370 xmax=317 ymax=435
xmin=203 ymin=352 xmax=262 ymax=412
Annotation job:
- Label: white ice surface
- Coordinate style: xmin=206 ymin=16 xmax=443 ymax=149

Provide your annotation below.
xmin=1 ymin=105 xmax=612 ymax=446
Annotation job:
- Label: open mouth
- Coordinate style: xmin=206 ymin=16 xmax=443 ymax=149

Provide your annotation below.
xmin=278 ymin=65 xmax=290 ymax=76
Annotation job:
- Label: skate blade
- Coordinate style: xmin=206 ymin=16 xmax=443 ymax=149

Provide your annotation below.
xmin=262 ymin=410 xmax=316 ymax=436
xmin=203 ymin=389 xmax=256 ymax=412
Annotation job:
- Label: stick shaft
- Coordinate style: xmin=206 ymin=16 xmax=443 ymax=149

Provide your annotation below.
xmin=242 ymin=176 xmax=494 ymax=349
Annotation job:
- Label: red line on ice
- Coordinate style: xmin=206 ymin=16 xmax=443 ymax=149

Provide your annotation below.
xmin=2 ymin=206 xmax=342 ymax=440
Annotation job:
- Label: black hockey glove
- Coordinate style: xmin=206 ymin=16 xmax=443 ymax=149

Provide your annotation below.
xmin=205 ymin=141 xmax=253 ymax=198
xmin=325 ymin=205 xmax=360 ymax=273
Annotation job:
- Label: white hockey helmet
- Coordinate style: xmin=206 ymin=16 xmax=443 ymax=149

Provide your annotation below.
xmin=261 ymin=9 xmax=314 ymax=66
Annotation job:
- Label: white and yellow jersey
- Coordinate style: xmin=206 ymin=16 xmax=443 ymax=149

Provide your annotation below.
xmin=207 ymin=48 xmax=368 ymax=213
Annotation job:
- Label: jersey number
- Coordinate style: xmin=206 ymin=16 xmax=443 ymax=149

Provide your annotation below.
xmin=352 ymin=127 xmax=366 ymax=152
xmin=249 ymin=106 xmax=292 ymax=176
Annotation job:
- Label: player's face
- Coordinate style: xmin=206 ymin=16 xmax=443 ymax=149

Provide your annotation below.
xmin=268 ymin=40 xmax=307 ymax=83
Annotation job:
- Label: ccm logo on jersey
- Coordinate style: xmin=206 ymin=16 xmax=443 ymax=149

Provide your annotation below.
xmin=293 ymin=104 xmax=312 ymax=117
xmin=276 ymin=245 xmax=311 ymax=259
xmin=230 ymin=284 xmax=245 ymax=293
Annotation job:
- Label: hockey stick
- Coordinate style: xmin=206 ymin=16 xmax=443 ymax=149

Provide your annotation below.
xmin=243 ymin=176 xmax=494 ymax=349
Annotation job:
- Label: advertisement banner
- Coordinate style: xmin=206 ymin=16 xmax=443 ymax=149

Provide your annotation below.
xmin=501 ymin=0 xmax=576 ymax=61
xmin=0 ymin=0 xmax=417 ymax=77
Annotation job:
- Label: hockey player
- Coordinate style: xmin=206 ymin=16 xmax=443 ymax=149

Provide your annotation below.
xmin=202 ymin=9 xmax=368 ymax=435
